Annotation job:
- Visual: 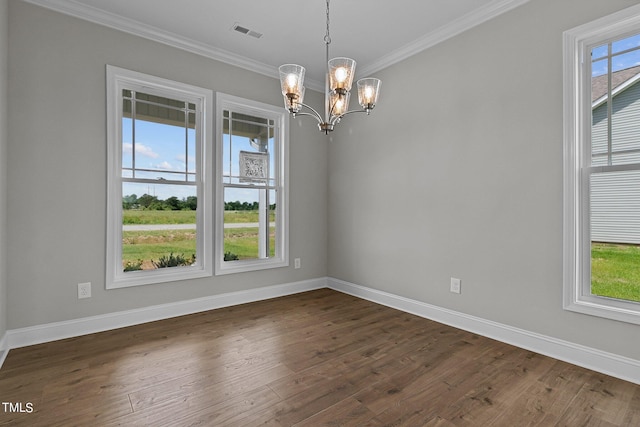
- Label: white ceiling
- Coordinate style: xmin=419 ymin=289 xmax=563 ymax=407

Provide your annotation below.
xmin=24 ymin=0 xmax=529 ymax=91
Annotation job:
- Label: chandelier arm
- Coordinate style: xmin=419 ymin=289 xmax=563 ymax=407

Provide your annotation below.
xmin=298 ymin=102 xmax=324 ymax=123
xmin=329 ymin=108 xmax=371 ymax=125
xmin=292 ymin=112 xmax=324 ymax=124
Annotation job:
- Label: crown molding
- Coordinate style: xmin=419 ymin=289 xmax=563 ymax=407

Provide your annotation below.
xmin=21 ymin=0 xmax=280 ymax=81
xmin=359 ymin=0 xmax=531 ymax=78
xmin=22 ymin=0 xmax=528 ymax=91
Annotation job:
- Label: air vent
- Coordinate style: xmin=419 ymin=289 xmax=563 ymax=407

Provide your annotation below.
xmin=231 ymin=23 xmax=263 ymax=39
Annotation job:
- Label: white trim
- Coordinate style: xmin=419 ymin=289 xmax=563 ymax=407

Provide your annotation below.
xmin=327 ymin=278 xmax=640 ymax=386
xmin=105 ymin=65 xmax=214 ymax=289
xmin=1 ymin=277 xmax=638 ymax=385
xmin=215 ymin=93 xmax=290 ymax=275
xmin=0 ymin=332 xmax=8 ymax=368
xmin=4 ymin=278 xmax=326 ymax=352
xmin=562 ymin=4 xmax=640 ymax=325
xmin=23 ymin=0 xmax=528 ymax=92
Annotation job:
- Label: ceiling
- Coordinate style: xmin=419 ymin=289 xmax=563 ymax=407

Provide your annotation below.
xmin=24 ymin=0 xmax=528 ymax=91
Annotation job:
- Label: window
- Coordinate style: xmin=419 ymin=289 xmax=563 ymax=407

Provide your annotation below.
xmin=106 ymin=66 xmax=213 ymax=288
xmin=563 ymin=4 xmax=640 ymax=324
xmin=215 ymin=94 xmax=289 ymax=275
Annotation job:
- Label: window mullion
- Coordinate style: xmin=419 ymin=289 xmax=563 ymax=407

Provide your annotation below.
xmin=131 ymin=91 xmax=137 ymax=180
xmin=184 ymin=101 xmax=189 ymax=182
xmin=606 ymin=43 xmax=613 ymax=166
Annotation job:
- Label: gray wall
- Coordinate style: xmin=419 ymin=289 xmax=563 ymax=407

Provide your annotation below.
xmin=6 ymin=1 xmax=328 ymax=329
xmin=328 ymin=0 xmax=640 ymax=361
xmin=0 ymin=0 xmax=7 ymax=342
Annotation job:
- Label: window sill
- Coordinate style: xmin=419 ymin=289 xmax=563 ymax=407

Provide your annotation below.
xmin=107 ymin=266 xmax=212 ymax=289
xmin=215 ymin=258 xmax=289 ymax=276
xmin=564 ymin=294 xmax=640 ymax=325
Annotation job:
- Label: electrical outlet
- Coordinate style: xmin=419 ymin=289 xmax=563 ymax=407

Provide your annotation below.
xmin=294 ymin=258 xmax=301 ymax=269
xmin=450 ymin=277 xmax=461 ymax=294
xmin=78 ymin=282 xmax=91 ymax=299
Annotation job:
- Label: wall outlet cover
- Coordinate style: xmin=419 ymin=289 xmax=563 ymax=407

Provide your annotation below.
xmin=450 ymin=277 xmax=461 ymax=294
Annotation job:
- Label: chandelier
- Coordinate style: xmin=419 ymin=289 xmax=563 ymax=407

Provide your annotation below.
xmin=278 ymin=0 xmax=382 ymax=134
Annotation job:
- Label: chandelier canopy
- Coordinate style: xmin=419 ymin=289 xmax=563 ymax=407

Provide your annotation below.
xmin=278 ymin=0 xmax=381 ymax=134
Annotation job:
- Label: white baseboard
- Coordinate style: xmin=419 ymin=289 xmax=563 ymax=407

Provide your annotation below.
xmin=0 ymin=332 xmax=8 ymax=368
xmin=2 ymin=276 xmax=638 ymax=386
xmin=327 ymin=277 xmax=640 ymax=386
xmin=4 ymin=278 xmax=327 ymax=353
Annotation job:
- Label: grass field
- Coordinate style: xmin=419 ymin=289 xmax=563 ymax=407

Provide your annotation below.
xmin=123 ymin=209 xmax=195 ymax=224
xmin=123 ymin=209 xmax=274 ymax=224
xmin=123 ymin=230 xmax=197 ymax=269
xmin=591 ymin=243 xmax=640 ymax=302
xmin=121 ymin=210 xmax=275 ymax=270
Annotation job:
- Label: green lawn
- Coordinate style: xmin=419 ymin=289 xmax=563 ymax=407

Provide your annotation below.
xmin=591 ymin=243 xmax=640 ymax=302
xmin=223 ymin=227 xmax=276 ymax=260
xmin=121 ymin=209 xmax=276 ymax=270
xmin=123 ymin=209 xmax=196 ymax=224
xmin=123 ymin=209 xmax=275 ymax=224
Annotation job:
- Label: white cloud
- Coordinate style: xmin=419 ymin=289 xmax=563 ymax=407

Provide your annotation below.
xmin=156 ymin=161 xmax=173 ymax=170
xmin=175 ymin=154 xmax=196 ymax=173
xmin=123 ymin=143 xmax=159 ymax=159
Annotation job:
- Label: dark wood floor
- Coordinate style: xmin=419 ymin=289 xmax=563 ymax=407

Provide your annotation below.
xmin=0 ymin=288 xmax=638 ymax=426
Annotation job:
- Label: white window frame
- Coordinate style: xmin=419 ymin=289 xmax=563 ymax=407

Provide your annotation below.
xmin=563 ymin=4 xmax=640 ymax=324
xmin=215 ymin=93 xmax=289 ymax=275
xmin=106 ymin=65 xmax=213 ymax=289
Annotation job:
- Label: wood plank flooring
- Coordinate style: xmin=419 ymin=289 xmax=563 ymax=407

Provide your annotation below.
xmin=0 ymin=288 xmax=638 ymax=426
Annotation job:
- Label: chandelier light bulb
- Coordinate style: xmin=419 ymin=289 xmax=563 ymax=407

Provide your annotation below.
xmin=279 ymin=64 xmax=305 ymax=97
xmin=363 ymin=87 xmax=374 ymax=103
xmin=357 ymin=78 xmax=381 ymax=111
xmin=335 ymin=67 xmax=348 ymax=84
xmin=330 ymin=91 xmax=350 ymax=116
xmin=285 ymin=74 xmax=298 ymax=92
xmin=328 ymin=57 xmax=356 ymax=92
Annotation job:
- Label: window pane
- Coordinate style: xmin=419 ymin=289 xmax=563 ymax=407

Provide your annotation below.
xmin=591 ymin=36 xmax=640 ymax=167
xmin=124 ymin=91 xmax=196 ymax=182
xmin=122 ymin=109 xmax=133 ymax=170
xmin=592 ymin=58 xmax=608 ymax=78
xmin=133 ymin=112 xmax=185 ymax=174
xmin=223 ymin=187 xmax=275 ymax=261
xmin=187 ymin=112 xmax=196 ymax=182
xmin=592 ymin=44 xmax=608 ymax=62
xmin=591 ymin=75 xmax=609 ymax=167
xmin=612 ymin=33 xmax=640 ymax=54
xmin=223 ymin=110 xmax=274 ymax=186
xmin=611 ymin=49 xmax=640 ymax=73
xmin=121 ymin=182 xmax=197 ymax=272
xmin=590 ymin=170 xmax=640 ymax=303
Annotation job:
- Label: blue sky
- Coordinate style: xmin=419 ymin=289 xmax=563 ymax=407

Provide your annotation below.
xmin=122 ymin=118 xmax=197 ymax=201
xmin=122 ymin=118 xmax=275 ymax=204
xmin=592 ymin=33 xmax=640 ymax=77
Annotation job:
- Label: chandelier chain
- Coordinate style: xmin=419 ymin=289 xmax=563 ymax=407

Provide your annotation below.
xmin=324 ymin=0 xmax=331 ymax=45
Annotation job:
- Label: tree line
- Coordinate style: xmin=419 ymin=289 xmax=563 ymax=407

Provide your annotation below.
xmin=123 ymin=194 xmax=275 ymax=211
xmin=123 ymin=194 xmax=197 ymax=211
